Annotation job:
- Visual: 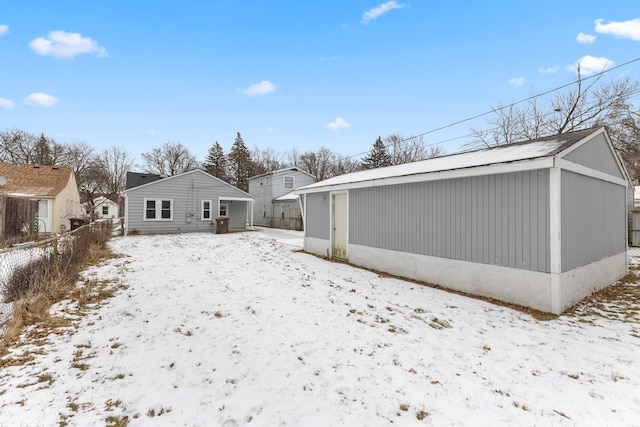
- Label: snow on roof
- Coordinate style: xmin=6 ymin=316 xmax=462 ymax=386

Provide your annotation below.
xmin=274 ymin=191 xmax=299 ymax=202
xmin=297 ymin=128 xmax=597 ymax=192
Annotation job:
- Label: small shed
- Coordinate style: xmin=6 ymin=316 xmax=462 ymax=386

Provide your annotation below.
xmin=123 ymin=169 xmax=254 ymax=235
xmin=295 ymin=127 xmax=629 ymax=314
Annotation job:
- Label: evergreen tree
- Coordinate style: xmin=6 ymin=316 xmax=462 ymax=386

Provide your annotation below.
xmin=203 ymin=141 xmax=227 ymax=179
xmin=34 ymin=133 xmax=53 ymax=165
xmin=227 ymin=132 xmax=252 ymax=191
xmin=362 ymin=136 xmax=391 ymax=169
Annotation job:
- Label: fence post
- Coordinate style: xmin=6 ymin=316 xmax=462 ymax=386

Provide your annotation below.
xmin=53 ymin=236 xmax=58 ymax=268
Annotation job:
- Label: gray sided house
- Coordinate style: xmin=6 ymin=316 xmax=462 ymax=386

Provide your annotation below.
xmin=248 ymin=167 xmax=315 ymax=230
xmin=124 ymin=169 xmax=254 ymax=235
xmin=295 ymin=127 xmax=629 ymax=315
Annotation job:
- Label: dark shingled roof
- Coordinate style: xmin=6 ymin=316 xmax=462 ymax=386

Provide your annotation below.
xmin=125 ymin=172 xmax=165 ymax=190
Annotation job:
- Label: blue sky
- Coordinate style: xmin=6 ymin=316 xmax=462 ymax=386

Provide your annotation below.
xmin=1 ymin=1 xmax=639 ymax=164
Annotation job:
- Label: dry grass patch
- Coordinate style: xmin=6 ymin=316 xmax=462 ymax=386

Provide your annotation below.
xmin=1 ymin=240 xmax=118 ymax=355
xmin=566 ymin=270 xmax=640 ymax=322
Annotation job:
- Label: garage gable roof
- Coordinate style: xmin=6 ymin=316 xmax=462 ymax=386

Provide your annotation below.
xmin=295 ymin=127 xmax=608 ymax=193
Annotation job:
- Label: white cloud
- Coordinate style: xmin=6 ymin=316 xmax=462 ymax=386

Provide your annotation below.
xmin=29 ymin=30 xmax=108 ymax=59
xmin=566 ymin=55 xmax=614 ymax=76
xmin=0 ymin=25 xmax=8 ymax=36
xmin=509 ymin=77 xmax=525 ymax=87
xmin=576 ymin=32 xmax=596 ymax=44
xmin=318 ymin=56 xmax=337 ymax=61
xmin=241 ymin=80 xmax=276 ymax=97
xmin=324 ymin=117 xmax=351 ymax=131
xmin=361 ymin=1 xmax=406 ymax=24
xmin=24 ymin=93 xmax=59 ymax=107
xmin=595 ymin=18 xmax=640 ymax=41
xmin=539 ymin=65 xmax=559 ymax=74
xmin=0 ymin=97 xmax=15 ymax=109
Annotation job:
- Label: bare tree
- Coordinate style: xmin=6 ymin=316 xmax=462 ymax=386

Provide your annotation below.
xmin=141 ymin=140 xmax=200 ymax=176
xmin=426 ymin=146 xmax=445 ymax=159
xmin=386 ymin=133 xmax=431 ymax=164
xmin=0 ymin=129 xmax=40 ymax=164
xmin=284 ymin=147 xmax=301 ymax=168
xmin=61 ymin=142 xmax=97 ymax=192
xmin=331 ymin=154 xmax=361 ymax=176
xmin=299 ymin=147 xmax=336 ymax=181
xmin=100 ymin=146 xmax=134 ymax=194
xmin=251 ymin=146 xmax=282 ymax=174
xmin=469 ymin=63 xmax=640 ymax=149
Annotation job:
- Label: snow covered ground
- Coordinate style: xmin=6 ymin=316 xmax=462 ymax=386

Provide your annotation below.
xmin=1 ymin=229 xmax=639 ymax=426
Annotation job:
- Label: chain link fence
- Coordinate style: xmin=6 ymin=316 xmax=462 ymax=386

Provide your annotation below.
xmin=0 ymin=220 xmax=112 ymax=337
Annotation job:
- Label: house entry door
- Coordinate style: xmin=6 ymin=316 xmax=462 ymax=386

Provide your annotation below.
xmin=332 ymin=193 xmax=347 ymax=259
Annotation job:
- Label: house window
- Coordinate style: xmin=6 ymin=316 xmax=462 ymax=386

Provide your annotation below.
xmin=102 ymin=206 xmax=109 ymax=215
xmin=144 ymin=198 xmax=173 ymax=221
xmin=284 ymin=176 xmax=294 ymax=189
xmin=219 ymin=203 xmax=229 ymax=217
xmin=202 ymin=200 xmax=212 ymax=220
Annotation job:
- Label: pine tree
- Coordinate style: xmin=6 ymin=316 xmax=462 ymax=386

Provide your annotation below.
xmin=203 ymin=141 xmax=227 ymax=179
xmin=34 ymin=133 xmax=53 ymax=165
xmin=362 ymin=136 xmax=392 ymax=169
xmin=227 ymin=132 xmax=252 ymax=191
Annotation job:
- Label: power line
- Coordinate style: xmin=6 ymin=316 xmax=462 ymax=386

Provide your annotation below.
xmin=345 ymin=56 xmax=640 ymax=161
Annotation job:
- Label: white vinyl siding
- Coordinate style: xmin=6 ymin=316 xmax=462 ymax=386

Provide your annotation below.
xmin=144 ymin=198 xmax=173 ymax=221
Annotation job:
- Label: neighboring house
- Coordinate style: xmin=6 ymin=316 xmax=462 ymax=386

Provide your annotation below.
xmin=87 ymin=195 xmax=120 ymax=220
xmin=248 ymin=167 xmax=315 ymax=230
xmin=0 ymin=162 xmax=81 ymax=234
xmin=295 ymin=127 xmax=629 ymax=315
xmin=123 ymin=169 xmax=255 ymax=235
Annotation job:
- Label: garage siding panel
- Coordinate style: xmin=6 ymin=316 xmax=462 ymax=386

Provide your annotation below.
xmin=349 ymin=170 xmax=550 ymax=273
xmin=564 ymin=134 xmax=624 ymax=179
xmin=306 ymin=192 xmax=330 ymax=240
xmin=561 ymin=170 xmax=626 ymax=272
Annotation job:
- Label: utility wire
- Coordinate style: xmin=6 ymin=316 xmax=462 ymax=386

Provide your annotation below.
xmin=345 ymin=56 xmax=640 ymax=161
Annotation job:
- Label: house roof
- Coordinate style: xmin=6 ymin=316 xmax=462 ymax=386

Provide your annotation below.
xmin=296 ymin=127 xmax=607 ymax=193
xmin=249 ymin=167 xmax=315 ymax=181
xmin=123 ymin=169 xmax=255 ymax=199
xmin=0 ymin=162 xmax=74 ymax=197
xmin=125 ymin=172 xmax=165 ymax=190
xmin=273 ymin=190 xmax=300 ymax=202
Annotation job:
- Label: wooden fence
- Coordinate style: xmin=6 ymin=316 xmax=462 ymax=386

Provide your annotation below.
xmin=0 ymin=194 xmax=39 ymax=246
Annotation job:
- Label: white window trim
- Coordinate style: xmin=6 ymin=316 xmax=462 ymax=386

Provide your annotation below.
xmin=201 ymin=200 xmax=213 ymax=221
xmin=102 ymin=205 xmax=109 ymax=215
xmin=219 ymin=202 xmax=229 ymax=217
xmin=284 ymin=175 xmax=294 ymax=189
xmin=143 ymin=198 xmax=173 ymax=221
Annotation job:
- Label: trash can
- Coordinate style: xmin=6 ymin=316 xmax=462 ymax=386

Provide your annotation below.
xmin=216 ymin=217 xmax=229 ymax=234
xmin=69 ymin=218 xmax=86 ymax=231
